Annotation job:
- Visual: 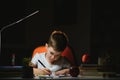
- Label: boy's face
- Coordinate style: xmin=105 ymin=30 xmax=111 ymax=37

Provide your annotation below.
xmin=46 ymin=45 xmax=62 ymax=64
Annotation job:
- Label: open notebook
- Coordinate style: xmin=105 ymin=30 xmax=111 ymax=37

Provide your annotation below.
xmin=34 ymin=72 xmax=69 ymax=79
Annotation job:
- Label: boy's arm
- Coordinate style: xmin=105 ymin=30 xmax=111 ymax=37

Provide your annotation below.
xmin=55 ymin=68 xmax=69 ymax=76
xmin=29 ymin=62 xmax=37 ymax=68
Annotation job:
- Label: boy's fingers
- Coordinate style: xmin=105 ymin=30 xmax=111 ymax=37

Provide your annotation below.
xmin=41 ymin=68 xmax=51 ymax=75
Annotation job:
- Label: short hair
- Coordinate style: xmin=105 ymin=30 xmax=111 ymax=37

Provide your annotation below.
xmin=47 ymin=30 xmax=69 ymax=52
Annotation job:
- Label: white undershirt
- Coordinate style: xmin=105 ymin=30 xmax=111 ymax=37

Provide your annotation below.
xmin=31 ymin=52 xmax=70 ymax=72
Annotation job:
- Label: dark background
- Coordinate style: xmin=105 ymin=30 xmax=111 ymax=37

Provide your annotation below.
xmin=0 ymin=0 xmax=120 ymax=66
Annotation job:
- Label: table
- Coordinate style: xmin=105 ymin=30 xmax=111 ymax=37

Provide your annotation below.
xmin=0 ymin=65 xmax=120 ymax=80
xmin=0 ymin=76 xmax=120 ymax=80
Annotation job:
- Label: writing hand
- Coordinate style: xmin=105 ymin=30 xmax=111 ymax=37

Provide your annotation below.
xmin=33 ymin=68 xmax=51 ymax=76
xmin=41 ymin=68 xmax=51 ymax=75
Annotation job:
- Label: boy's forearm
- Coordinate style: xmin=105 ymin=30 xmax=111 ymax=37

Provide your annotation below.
xmin=55 ymin=68 xmax=70 ymax=75
xmin=33 ymin=68 xmax=44 ymax=76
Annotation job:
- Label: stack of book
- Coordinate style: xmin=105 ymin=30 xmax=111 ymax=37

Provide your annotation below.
xmin=79 ymin=64 xmax=103 ymax=77
xmin=79 ymin=64 xmax=117 ymax=78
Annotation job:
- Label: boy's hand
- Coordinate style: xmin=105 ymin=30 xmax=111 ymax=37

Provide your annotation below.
xmin=33 ymin=68 xmax=51 ymax=76
xmin=55 ymin=69 xmax=69 ymax=76
xmin=41 ymin=68 xmax=51 ymax=75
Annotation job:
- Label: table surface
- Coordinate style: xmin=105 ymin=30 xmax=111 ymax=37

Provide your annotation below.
xmin=0 ymin=75 xmax=120 ymax=80
xmin=0 ymin=65 xmax=120 ymax=80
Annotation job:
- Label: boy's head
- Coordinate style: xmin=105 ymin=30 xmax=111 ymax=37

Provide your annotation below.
xmin=47 ymin=30 xmax=69 ymax=52
xmin=45 ymin=30 xmax=69 ymax=63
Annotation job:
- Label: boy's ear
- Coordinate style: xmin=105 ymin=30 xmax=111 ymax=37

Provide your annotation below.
xmin=45 ymin=43 xmax=48 ymax=48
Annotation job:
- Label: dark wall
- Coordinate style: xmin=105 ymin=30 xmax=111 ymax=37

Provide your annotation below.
xmin=53 ymin=0 xmax=77 ymax=25
xmin=1 ymin=0 xmax=91 ymax=66
xmin=1 ymin=0 xmax=119 ymax=66
xmin=91 ymin=0 xmax=120 ymax=64
xmin=0 ymin=0 xmax=28 ymax=65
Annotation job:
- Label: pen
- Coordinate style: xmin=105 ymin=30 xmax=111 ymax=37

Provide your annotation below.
xmin=38 ymin=60 xmax=46 ymax=68
xmin=38 ymin=60 xmax=51 ymax=76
